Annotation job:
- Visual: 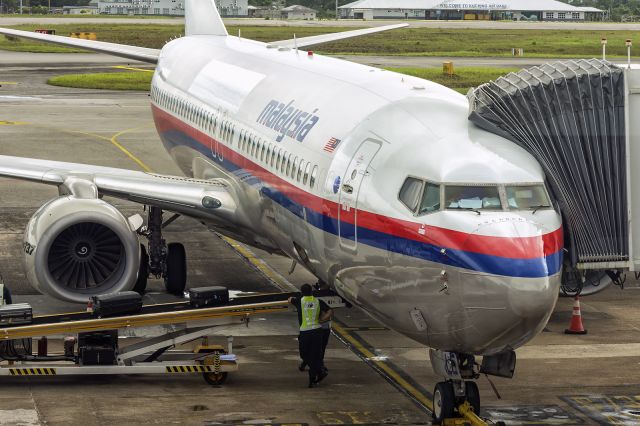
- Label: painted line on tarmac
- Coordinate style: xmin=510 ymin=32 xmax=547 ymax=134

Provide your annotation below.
xmin=218 ymin=235 xmax=297 ymax=293
xmin=109 ymin=126 xmax=153 ymax=172
xmin=331 ymin=322 xmax=433 ymax=415
xmin=222 ymin=237 xmax=434 ymax=416
xmin=0 ymin=82 xmax=18 ymax=85
xmin=113 ymin=65 xmax=154 ymax=73
xmin=52 ymin=126 xmax=153 ymax=172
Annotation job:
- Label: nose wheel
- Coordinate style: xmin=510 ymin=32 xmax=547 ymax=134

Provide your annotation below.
xmin=432 ymin=380 xmax=483 ymax=425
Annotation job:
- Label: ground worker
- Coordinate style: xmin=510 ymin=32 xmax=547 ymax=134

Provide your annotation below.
xmin=289 ymin=283 xmax=331 ymax=388
xmin=315 ymin=281 xmax=332 ymax=374
xmin=0 ymin=274 xmax=11 ymax=305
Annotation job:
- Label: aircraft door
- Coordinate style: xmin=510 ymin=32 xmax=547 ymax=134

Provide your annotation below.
xmin=338 ymin=139 xmax=381 ymax=250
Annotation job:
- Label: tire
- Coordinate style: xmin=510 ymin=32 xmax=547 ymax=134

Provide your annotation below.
xmin=432 ymin=381 xmax=455 ymax=423
xmin=465 ymin=381 xmax=481 ymax=415
xmin=203 ymin=371 xmax=228 ymax=386
xmin=165 ymin=242 xmax=186 ymax=295
xmin=133 ymin=244 xmax=149 ymax=294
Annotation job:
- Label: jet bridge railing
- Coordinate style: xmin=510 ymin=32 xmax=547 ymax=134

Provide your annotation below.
xmin=467 ymin=59 xmax=632 ymax=272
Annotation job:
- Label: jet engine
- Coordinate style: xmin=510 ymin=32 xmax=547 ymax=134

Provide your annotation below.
xmin=23 ymin=196 xmax=141 ymax=303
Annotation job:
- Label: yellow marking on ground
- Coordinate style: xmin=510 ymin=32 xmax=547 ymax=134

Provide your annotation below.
xmin=53 ymin=127 xmax=153 ymax=172
xmin=220 ymin=235 xmax=297 ymax=293
xmin=110 ymin=127 xmax=153 ymax=172
xmin=0 ymin=82 xmax=18 ymax=85
xmin=332 ymin=323 xmax=434 ymax=411
xmin=113 ymin=65 xmax=154 ymax=73
xmin=0 ymin=120 xmax=28 ymax=125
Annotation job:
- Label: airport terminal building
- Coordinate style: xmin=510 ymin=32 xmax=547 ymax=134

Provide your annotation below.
xmin=338 ymin=0 xmax=604 ymax=21
xmin=97 ymin=0 xmax=248 ymax=16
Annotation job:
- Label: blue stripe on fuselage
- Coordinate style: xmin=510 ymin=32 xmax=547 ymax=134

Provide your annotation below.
xmin=157 ymin=125 xmax=562 ymax=279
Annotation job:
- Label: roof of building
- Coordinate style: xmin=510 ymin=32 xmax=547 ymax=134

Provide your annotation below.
xmin=282 ymin=5 xmax=317 ymax=12
xmin=340 ymin=0 xmax=602 ymax=12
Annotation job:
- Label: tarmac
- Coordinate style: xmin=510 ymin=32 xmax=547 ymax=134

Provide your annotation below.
xmin=0 ymin=54 xmax=639 ymax=425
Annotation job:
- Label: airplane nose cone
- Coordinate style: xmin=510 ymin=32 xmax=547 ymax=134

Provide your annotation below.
xmin=451 ymin=218 xmax=562 ymax=354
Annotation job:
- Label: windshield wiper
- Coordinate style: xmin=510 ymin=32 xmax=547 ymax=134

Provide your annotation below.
xmin=531 ymin=205 xmax=550 ymax=214
xmin=458 ymin=207 xmax=481 ymax=215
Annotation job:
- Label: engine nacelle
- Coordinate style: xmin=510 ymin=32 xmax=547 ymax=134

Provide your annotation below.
xmin=24 ymin=197 xmax=141 ymax=303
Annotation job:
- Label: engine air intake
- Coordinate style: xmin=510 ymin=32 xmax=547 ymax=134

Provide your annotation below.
xmin=468 ymin=59 xmax=627 ymax=267
xmin=48 ymin=222 xmax=125 ymax=290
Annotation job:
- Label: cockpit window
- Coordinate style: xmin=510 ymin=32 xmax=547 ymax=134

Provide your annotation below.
xmin=445 ymin=185 xmax=501 ymax=210
xmin=418 ymin=183 xmax=440 ymax=215
xmin=506 ymin=185 xmax=550 ymax=210
xmin=399 ymin=177 xmax=423 ymax=212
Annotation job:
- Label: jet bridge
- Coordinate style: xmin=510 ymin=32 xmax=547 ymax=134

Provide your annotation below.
xmin=468 ymin=59 xmax=640 ymax=285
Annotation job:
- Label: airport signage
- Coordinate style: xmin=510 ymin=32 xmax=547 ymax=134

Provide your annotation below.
xmin=435 ymin=3 xmax=508 ymax=9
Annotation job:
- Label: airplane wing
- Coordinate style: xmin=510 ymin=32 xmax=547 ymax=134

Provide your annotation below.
xmin=0 ymin=27 xmax=159 ymax=63
xmin=270 ymin=23 xmax=409 ymax=49
xmin=0 ymin=155 xmax=236 ymax=220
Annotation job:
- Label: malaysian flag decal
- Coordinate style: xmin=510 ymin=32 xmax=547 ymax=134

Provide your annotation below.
xmin=323 ymin=137 xmax=341 ymax=153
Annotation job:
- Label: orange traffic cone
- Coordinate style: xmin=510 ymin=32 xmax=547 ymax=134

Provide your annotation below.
xmin=565 ymin=296 xmax=587 ymax=335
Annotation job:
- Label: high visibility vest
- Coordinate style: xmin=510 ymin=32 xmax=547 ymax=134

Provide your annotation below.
xmin=300 ymin=296 xmax=321 ymax=332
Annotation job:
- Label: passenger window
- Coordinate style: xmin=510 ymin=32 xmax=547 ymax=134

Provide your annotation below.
xmin=399 ymin=177 xmax=423 ymax=212
xmin=276 ymin=150 xmax=282 ymax=170
xmin=286 ymin=154 xmax=293 ymax=176
xmin=418 ymin=183 xmax=441 ymax=215
xmin=303 ymin=162 xmax=311 ymax=185
xmin=506 ymin=185 xmax=550 ymax=210
xmin=292 ymin=157 xmax=299 ymax=178
xmin=266 ymin=145 xmax=272 ymax=165
xmin=261 ymin=141 xmax=266 ymax=162
xmin=297 ymin=160 xmax=304 ymax=182
xmin=445 ymin=185 xmax=501 ymax=210
xmin=310 ymin=165 xmax=318 ymax=189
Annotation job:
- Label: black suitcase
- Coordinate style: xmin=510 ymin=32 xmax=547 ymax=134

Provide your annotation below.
xmin=189 ymin=286 xmax=229 ymax=308
xmin=90 ymin=291 xmax=142 ymax=318
xmin=0 ymin=303 xmax=32 ymax=326
xmin=79 ymin=346 xmax=117 ymax=365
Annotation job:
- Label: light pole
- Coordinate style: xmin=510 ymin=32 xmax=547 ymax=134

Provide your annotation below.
xmin=601 ymin=37 xmax=607 ymax=60
xmin=626 ymin=39 xmax=632 ymax=69
xmin=335 ymin=0 xmax=338 ymax=20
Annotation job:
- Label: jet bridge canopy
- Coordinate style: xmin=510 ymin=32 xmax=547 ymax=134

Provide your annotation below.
xmin=467 ymin=59 xmax=631 ymax=270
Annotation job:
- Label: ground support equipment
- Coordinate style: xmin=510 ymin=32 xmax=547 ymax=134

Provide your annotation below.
xmin=0 ymin=291 xmax=317 ymax=385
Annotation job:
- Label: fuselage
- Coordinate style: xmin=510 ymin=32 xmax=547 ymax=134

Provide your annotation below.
xmin=148 ymin=35 xmax=563 ymax=355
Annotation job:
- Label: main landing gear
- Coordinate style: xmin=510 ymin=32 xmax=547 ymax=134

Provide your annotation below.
xmin=429 ymin=349 xmax=514 ymax=425
xmin=135 ymin=206 xmax=187 ymax=296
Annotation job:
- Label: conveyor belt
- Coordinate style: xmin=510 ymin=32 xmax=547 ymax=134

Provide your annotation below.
xmin=0 ymin=291 xmax=301 ymax=340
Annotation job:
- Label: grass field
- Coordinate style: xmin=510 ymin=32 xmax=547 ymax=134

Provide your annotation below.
xmin=47 ymin=71 xmax=153 ymax=90
xmin=388 ymin=66 xmax=518 ymax=93
xmin=46 ymin=66 xmax=517 ymax=93
xmin=2 ymin=23 xmax=638 ymax=57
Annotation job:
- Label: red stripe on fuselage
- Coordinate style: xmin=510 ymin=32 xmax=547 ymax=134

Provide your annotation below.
xmin=151 ymin=104 xmax=564 ymax=259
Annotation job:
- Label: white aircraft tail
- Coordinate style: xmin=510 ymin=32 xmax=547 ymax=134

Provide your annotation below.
xmin=185 ymin=0 xmax=228 ymax=37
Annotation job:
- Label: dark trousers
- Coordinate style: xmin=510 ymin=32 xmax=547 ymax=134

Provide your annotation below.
xmin=320 ymin=327 xmax=330 ymax=366
xmin=298 ymin=329 xmax=322 ymax=382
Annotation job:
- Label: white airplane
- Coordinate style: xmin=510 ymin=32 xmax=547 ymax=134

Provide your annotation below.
xmin=0 ymin=1 xmax=564 ymax=420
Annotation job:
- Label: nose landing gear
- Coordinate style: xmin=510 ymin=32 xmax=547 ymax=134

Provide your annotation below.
xmin=429 ymin=349 xmax=505 ymax=426
xmin=429 ymin=349 xmax=515 ymax=425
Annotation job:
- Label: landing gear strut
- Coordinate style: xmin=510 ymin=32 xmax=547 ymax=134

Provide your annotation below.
xmin=138 ymin=206 xmax=187 ymax=296
xmin=429 ymin=349 xmax=515 ymax=425
xmin=429 ymin=350 xmax=486 ymax=425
